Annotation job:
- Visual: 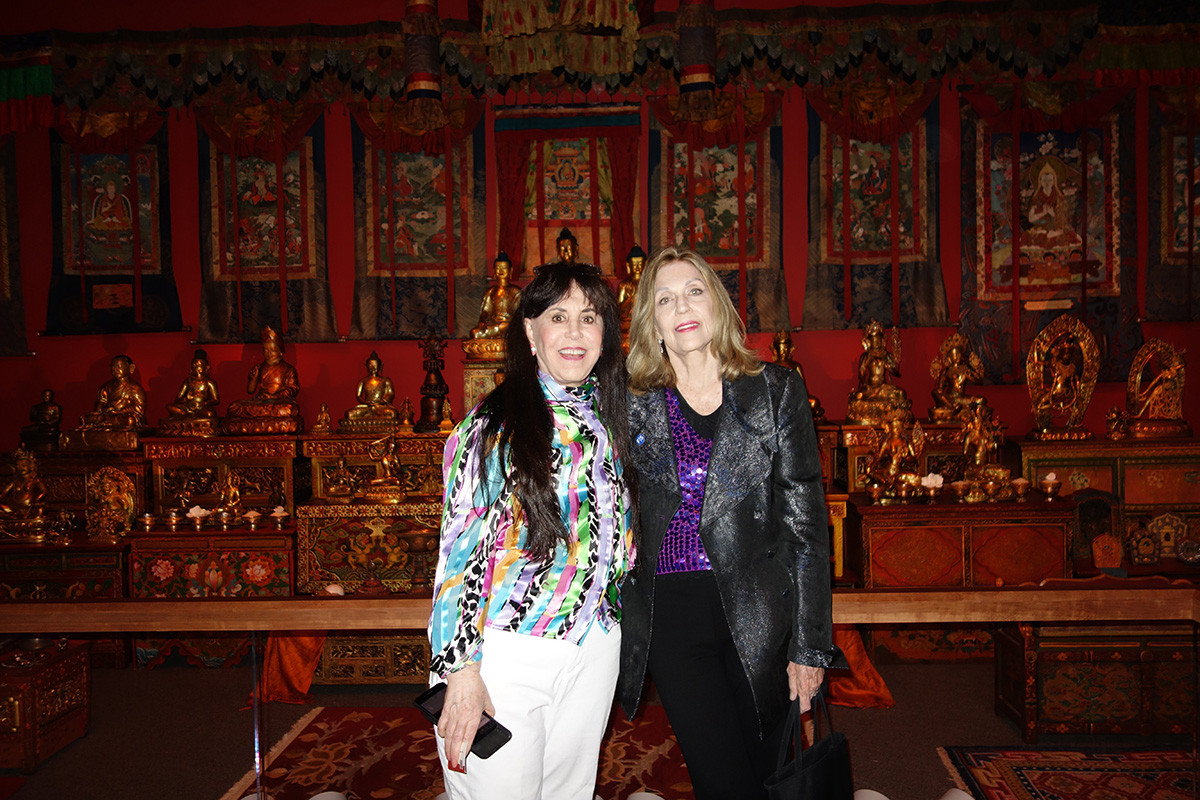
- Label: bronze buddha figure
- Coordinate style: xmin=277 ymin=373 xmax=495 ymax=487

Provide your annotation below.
xmin=769 ymin=330 xmax=825 ymax=422
xmin=470 ymin=253 xmax=522 ymax=341
xmin=846 ymin=321 xmax=912 ymax=426
xmin=61 ymin=355 xmax=148 ymax=450
xmin=0 ymin=447 xmax=53 ymax=543
xmin=20 ymin=389 xmax=62 ymax=452
xmin=222 ymin=326 xmax=303 ymax=435
xmin=339 ymin=351 xmax=403 ymax=434
xmin=159 ymin=349 xmax=221 ymax=437
xmin=928 ymin=332 xmax=988 ymax=422
xmin=617 ymin=244 xmax=646 ymax=342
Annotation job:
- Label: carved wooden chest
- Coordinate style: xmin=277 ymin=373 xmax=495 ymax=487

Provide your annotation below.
xmin=0 ymin=641 xmax=90 ymax=772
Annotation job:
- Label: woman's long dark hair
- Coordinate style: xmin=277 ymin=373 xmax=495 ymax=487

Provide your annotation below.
xmin=477 ymin=262 xmax=635 ymax=560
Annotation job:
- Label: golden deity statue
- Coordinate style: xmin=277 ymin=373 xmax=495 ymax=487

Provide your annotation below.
xmin=361 ymin=434 xmax=406 ymax=504
xmin=339 ymin=351 xmax=403 ymax=434
xmin=0 ymin=447 xmax=54 ymax=544
xmin=215 ymin=472 xmax=242 ymax=513
xmin=222 ymin=326 xmax=303 ymax=435
xmin=159 ymin=349 xmax=222 ymax=437
xmin=865 ymin=410 xmax=925 ymax=499
xmin=325 ymin=457 xmax=358 ymax=503
xmin=85 ymin=466 xmax=135 ymax=543
xmin=464 ymin=252 xmax=523 ymax=362
xmin=961 ymin=404 xmax=1002 ymax=479
xmin=617 ymin=244 xmax=647 ymax=342
xmin=552 ymin=227 xmax=581 ymax=265
xmin=845 ymin=321 xmax=912 ymax=426
xmin=1026 ymin=314 xmax=1099 ymax=440
xmin=1116 ymin=338 xmax=1190 ymax=439
xmin=61 ymin=355 xmax=148 ymax=450
xmin=309 ymin=403 xmax=333 ymax=435
xmin=770 ymin=330 xmax=825 ymax=422
xmin=20 ymin=389 xmax=62 ymax=452
xmin=928 ymin=332 xmax=988 ymax=422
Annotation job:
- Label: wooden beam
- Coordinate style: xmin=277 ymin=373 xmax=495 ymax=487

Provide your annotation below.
xmin=1 ymin=588 xmax=1196 ymax=634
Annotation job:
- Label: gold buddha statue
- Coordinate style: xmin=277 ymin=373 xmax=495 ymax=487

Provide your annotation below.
xmin=361 ymin=434 xmax=406 ymax=504
xmin=222 ymin=326 xmax=303 ymax=435
xmin=617 ymin=244 xmax=646 ymax=340
xmin=845 ymin=321 xmax=912 ymax=426
xmin=86 ymin=466 xmax=135 ymax=543
xmin=470 ymin=253 xmax=522 ymax=340
xmin=553 ymin=227 xmax=581 ymax=265
xmin=770 ymin=330 xmax=825 ymax=422
xmin=158 ymin=349 xmax=221 ymax=437
xmin=61 ymin=355 xmax=148 ymax=450
xmin=339 ymin=351 xmax=403 ymax=434
xmin=20 ymin=389 xmax=62 ymax=452
xmin=928 ymin=332 xmax=988 ymax=422
xmin=961 ymin=403 xmax=1001 ymax=479
xmin=0 ymin=447 xmax=52 ymax=543
xmin=865 ymin=410 xmax=925 ymax=498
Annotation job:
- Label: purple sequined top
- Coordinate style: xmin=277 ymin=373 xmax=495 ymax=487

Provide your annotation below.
xmin=657 ymin=388 xmax=714 ymax=575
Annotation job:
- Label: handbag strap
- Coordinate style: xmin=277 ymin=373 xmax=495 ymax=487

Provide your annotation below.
xmin=775 ymin=690 xmax=837 ymax=770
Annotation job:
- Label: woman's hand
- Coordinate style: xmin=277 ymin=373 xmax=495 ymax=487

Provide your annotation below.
xmin=787 ymin=662 xmax=825 ymax=713
xmin=438 ymin=663 xmax=495 ymax=773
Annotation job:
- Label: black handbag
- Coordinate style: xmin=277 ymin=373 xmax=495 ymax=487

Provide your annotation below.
xmin=764 ymin=692 xmax=853 ymax=800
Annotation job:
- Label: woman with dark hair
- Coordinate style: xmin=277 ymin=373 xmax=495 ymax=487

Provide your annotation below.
xmin=428 ymin=262 xmax=635 ymax=799
xmin=618 ymin=246 xmax=842 ymax=800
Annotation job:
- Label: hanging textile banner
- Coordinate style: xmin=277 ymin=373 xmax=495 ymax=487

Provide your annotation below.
xmin=494 ymin=103 xmax=641 ymax=277
xmin=959 ymin=86 xmax=1142 ymax=384
xmin=47 ymin=111 xmax=182 ymax=335
xmin=802 ymin=83 xmax=947 ymax=330
xmin=0 ymin=135 xmax=28 ymax=354
xmin=0 ymin=34 xmax=52 ymax=136
xmin=196 ymin=104 xmax=337 ymax=343
xmin=1144 ymin=86 xmax=1200 ymax=323
xmin=649 ymin=93 xmax=787 ymax=332
xmin=348 ymin=99 xmax=486 ymax=339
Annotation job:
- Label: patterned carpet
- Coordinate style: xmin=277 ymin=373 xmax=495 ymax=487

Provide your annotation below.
xmin=940 ymin=746 xmax=1197 ymax=800
xmin=220 ymin=704 xmax=693 ymax=800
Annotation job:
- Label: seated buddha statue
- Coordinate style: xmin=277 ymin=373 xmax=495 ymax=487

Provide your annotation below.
xmin=928 ymin=333 xmax=988 ymax=423
xmin=770 ymin=330 xmax=825 ymax=422
xmin=339 ymin=351 xmax=403 ymax=434
xmin=617 ymin=244 xmax=646 ymax=341
xmin=20 ymin=389 xmax=62 ymax=452
xmin=80 ymin=355 xmax=148 ymax=432
xmin=159 ymin=350 xmax=221 ymax=437
xmin=846 ymin=321 xmax=912 ymax=426
xmin=470 ymin=253 xmax=522 ymax=340
xmin=222 ymin=326 xmax=303 ymax=435
xmin=0 ymin=447 xmax=47 ymax=521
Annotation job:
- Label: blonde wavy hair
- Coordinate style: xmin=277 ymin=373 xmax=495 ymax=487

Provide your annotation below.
xmin=627 ymin=246 xmax=762 ymax=394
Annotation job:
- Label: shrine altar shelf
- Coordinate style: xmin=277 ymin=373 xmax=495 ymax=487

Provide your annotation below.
xmin=143 ymin=437 xmax=297 ymax=514
xmin=300 ymin=432 xmax=448 ymax=502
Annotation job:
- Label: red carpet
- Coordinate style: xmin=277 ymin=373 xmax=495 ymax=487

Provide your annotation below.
xmin=940 ymin=745 xmax=1197 ymax=800
xmin=220 ymin=704 xmax=693 ymax=800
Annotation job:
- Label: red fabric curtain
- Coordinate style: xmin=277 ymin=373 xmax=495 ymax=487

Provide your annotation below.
xmin=807 ymin=83 xmax=939 ymax=144
xmin=495 ymin=135 xmax=532 ymax=272
xmin=607 ymin=133 xmax=640 ymax=275
xmin=194 ymin=104 xmax=325 ymax=160
xmin=648 ymin=92 xmax=782 ymax=150
xmin=348 ymin=100 xmax=484 ymax=155
xmin=54 ymin=109 xmax=164 ymax=153
xmin=960 ymin=86 xmax=1129 ymax=133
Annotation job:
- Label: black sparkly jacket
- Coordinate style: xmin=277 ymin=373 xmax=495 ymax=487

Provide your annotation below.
xmin=616 ymin=363 xmax=843 ymax=737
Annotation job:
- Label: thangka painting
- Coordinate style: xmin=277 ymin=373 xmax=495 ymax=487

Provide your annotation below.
xmin=348 ymin=103 xmax=486 ymax=339
xmin=648 ymin=107 xmax=788 ymax=333
xmin=197 ymin=108 xmax=337 ymax=343
xmin=47 ymin=121 xmax=182 ymax=334
xmin=803 ymin=99 xmax=948 ymax=329
xmin=0 ymin=136 xmax=28 ymax=354
xmin=1145 ymin=87 xmax=1200 ymax=322
xmin=959 ymin=91 xmax=1141 ymax=383
xmin=496 ymin=102 xmax=641 ymax=277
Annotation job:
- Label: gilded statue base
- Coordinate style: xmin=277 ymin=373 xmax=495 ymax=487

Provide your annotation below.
xmin=1027 ymin=425 xmax=1095 ymax=442
xmin=337 ymin=418 xmax=407 ymax=435
xmin=1127 ymin=419 xmax=1192 ymax=439
xmin=221 ymin=417 xmax=303 ymax=436
xmin=156 ymin=418 xmax=219 ymax=438
xmin=845 ymin=399 xmax=913 ymax=428
xmin=461 ymin=338 xmax=506 ymax=361
xmin=0 ymin=517 xmax=57 ymax=544
xmin=58 ymin=429 xmax=141 ymax=451
xmin=360 ymin=482 xmax=407 ymax=505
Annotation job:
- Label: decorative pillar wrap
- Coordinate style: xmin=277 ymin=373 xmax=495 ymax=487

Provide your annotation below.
xmin=403 ymin=0 xmax=448 ymax=131
xmin=675 ymin=0 xmax=718 ymax=122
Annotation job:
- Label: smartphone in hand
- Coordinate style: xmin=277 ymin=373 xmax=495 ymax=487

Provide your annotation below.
xmin=414 ymin=682 xmax=512 ymax=759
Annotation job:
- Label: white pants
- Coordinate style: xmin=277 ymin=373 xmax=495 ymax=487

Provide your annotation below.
xmin=436 ymin=622 xmax=621 ymax=800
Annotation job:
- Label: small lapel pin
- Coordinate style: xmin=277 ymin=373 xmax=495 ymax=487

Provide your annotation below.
xmin=636 ymin=433 xmax=645 ymax=445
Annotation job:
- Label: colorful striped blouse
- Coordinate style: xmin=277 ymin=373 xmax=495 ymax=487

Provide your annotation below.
xmin=428 ymin=372 xmax=634 ymax=678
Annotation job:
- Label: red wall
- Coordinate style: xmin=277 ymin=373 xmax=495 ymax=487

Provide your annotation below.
xmin=3 ymin=2 xmax=1198 ymax=452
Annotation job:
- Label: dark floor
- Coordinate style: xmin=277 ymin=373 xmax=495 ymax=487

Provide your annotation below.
xmin=2 ymin=655 xmax=1191 ymax=800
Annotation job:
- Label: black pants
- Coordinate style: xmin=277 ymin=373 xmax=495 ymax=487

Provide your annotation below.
xmin=647 ymin=570 xmax=783 ymax=800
